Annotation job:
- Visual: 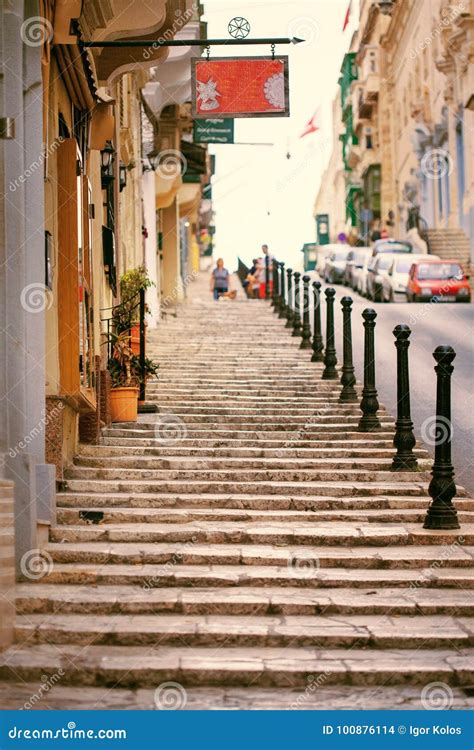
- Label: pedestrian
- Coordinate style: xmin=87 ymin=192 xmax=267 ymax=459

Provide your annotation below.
xmin=210 ymin=258 xmax=231 ymax=301
xmin=256 ymin=244 xmax=274 ymax=300
xmin=245 ymin=259 xmax=259 ymax=299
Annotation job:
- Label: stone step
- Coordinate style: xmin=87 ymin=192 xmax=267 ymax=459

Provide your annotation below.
xmin=61 ymin=478 xmax=438 ymax=497
xmin=99 ymin=435 xmax=397 ymax=448
xmin=16 ymin=583 xmax=474 ymax=617
xmin=15 ymin=613 xmax=474 ymax=649
xmin=73 ymin=456 xmax=430 ymax=472
xmin=43 ymin=541 xmax=474 ymax=568
xmin=0 ymin=643 xmax=471 ymax=688
xmin=56 ymin=506 xmax=474 ymax=526
xmin=101 ymin=429 xmax=397 ymax=441
xmin=0 ymin=682 xmax=472 ymax=710
xmin=48 ymin=521 xmax=474 ymax=546
xmin=55 ymin=491 xmax=474 ymax=511
xmin=80 ymin=444 xmax=426 ymax=459
xmin=30 ymin=560 xmax=474 ymax=588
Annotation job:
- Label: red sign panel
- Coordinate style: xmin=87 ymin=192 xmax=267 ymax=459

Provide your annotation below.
xmin=191 ymin=56 xmax=289 ymax=119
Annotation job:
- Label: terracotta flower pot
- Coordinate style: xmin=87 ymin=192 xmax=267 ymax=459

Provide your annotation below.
xmin=110 ymin=387 xmax=139 ymax=423
xmin=130 ymin=323 xmax=146 ymax=355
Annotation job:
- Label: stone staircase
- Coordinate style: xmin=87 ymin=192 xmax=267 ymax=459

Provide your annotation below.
xmin=426 ymin=228 xmax=471 ymax=269
xmin=1 ymin=274 xmax=473 ymax=710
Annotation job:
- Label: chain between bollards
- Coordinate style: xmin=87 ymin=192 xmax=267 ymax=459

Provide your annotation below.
xmin=300 ymin=275 xmax=312 ymax=349
xmin=423 ymin=346 xmax=459 ymax=530
xmin=285 ymin=268 xmax=294 ymax=328
xmin=392 ymin=325 xmax=418 ymax=470
xmin=339 ymin=297 xmax=357 ymax=402
xmin=322 ymin=288 xmax=338 ymax=379
xmin=292 ymin=271 xmax=302 ymax=337
xmin=311 ymin=281 xmax=324 ymax=363
xmin=358 ymin=308 xmax=382 ymax=431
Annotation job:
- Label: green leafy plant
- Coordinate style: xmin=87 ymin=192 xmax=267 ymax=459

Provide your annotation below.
xmin=118 ymin=265 xmax=154 ymax=326
xmin=107 ymin=330 xmax=159 ymax=389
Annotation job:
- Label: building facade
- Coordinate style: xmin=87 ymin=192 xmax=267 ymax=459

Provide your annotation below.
xmin=0 ymin=0 xmax=212 ymax=650
xmin=314 ymin=0 xmax=474 ymax=262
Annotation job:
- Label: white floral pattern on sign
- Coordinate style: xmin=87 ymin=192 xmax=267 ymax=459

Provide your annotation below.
xmin=197 ymin=79 xmax=221 ymax=111
xmin=263 ymin=72 xmax=285 ymax=110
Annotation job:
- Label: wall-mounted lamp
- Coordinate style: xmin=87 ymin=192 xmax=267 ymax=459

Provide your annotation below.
xmin=101 ymin=142 xmax=115 ymax=188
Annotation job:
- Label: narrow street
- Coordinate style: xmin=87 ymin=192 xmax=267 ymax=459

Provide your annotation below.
xmin=312 ymin=279 xmax=474 ymax=495
xmin=0 ymin=275 xmax=472 ymax=709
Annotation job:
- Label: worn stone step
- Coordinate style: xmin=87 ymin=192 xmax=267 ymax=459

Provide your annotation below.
xmin=80 ymin=444 xmax=426 ymax=459
xmin=16 ymin=583 xmax=474 ymax=617
xmin=61 ymin=478 xmax=436 ymax=497
xmin=65 ymin=468 xmax=428 ymax=484
xmin=0 ymin=682 xmax=472 ymax=710
xmin=0 ymin=644 xmax=471 ymax=688
xmin=15 ymin=613 xmax=474 ymax=649
xmin=72 ymin=456 xmax=430 ymax=472
xmin=31 ymin=560 xmax=474 ymax=588
xmin=56 ymin=506 xmax=474 ymax=526
xmin=99 ymin=435 xmax=397 ymax=448
xmin=43 ymin=541 xmax=474 ymax=568
xmin=55 ymin=491 xmax=474 ymax=511
xmin=48 ymin=521 xmax=474 ymax=546
xmin=101 ymin=430 xmax=397 ymax=442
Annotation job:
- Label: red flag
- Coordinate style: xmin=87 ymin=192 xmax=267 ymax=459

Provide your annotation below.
xmin=342 ymin=0 xmax=352 ymax=31
xmin=300 ymin=107 xmax=320 ymax=138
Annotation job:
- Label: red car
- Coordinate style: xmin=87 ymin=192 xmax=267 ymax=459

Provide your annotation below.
xmin=407 ymin=259 xmax=471 ymax=303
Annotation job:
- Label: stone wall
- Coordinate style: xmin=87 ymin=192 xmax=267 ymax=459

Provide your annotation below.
xmin=0 ymin=478 xmax=15 ymax=651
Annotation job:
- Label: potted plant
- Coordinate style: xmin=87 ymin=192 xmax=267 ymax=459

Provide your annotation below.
xmin=135 ymin=356 xmax=160 ymax=407
xmin=119 ymin=265 xmax=154 ymax=355
xmin=107 ymin=331 xmax=140 ymax=422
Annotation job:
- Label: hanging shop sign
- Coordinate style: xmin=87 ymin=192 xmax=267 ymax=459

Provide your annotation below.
xmin=191 ymin=56 xmax=289 ymax=119
xmin=194 ymin=118 xmax=235 ymax=144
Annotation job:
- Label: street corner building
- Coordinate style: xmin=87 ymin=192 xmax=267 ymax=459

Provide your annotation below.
xmin=313 ymin=0 xmax=474 ymax=271
xmin=0 ymin=0 xmax=213 ymax=640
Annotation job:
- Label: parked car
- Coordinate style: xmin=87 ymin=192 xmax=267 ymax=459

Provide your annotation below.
xmin=371 ymin=238 xmax=413 ymax=257
xmin=316 ymin=244 xmax=349 ymax=277
xmin=349 ymin=247 xmax=372 ymax=291
xmin=406 ymin=259 xmax=471 ymax=303
xmin=324 ymin=247 xmax=352 ymax=284
xmin=381 ymin=253 xmax=439 ymax=302
xmin=356 ymin=252 xmax=374 ymax=297
xmin=366 ymin=253 xmax=395 ymax=301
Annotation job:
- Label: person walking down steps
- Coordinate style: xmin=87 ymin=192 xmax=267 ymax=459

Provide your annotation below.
xmin=210 ymin=258 xmax=231 ymax=301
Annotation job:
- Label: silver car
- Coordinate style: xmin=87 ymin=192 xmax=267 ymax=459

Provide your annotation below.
xmin=349 ymin=247 xmax=372 ymax=290
xmin=324 ymin=247 xmax=352 ymax=284
xmin=355 ymin=250 xmax=374 ymax=296
xmin=382 ymin=253 xmax=439 ymax=302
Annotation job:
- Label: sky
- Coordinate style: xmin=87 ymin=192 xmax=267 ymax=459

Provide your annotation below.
xmin=201 ymin=0 xmax=359 ymax=271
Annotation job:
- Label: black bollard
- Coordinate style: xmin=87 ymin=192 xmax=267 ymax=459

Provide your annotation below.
xmin=423 ymin=346 xmax=459 ymax=530
xmin=278 ymin=262 xmax=287 ymax=319
xmin=271 ymin=261 xmax=278 ymax=310
xmin=285 ymin=268 xmax=294 ymax=328
xmin=265 ymin=254 xmax=270 ymax=300
xmin=300 ymin=275 xmax=312 ymax=349
xmin=322 ymin=288 xmax=338 ymax=379
xmin=358 ymin=308 xmax=382 ymax=431
xmin=292 ymin=272 xmax=302 ymax=337
xmin=339 ymin=297 xmax=357 ymax=402
xmin=311 ymin=281 xmax=324 ymax=363
xmin=391 ymin=325 xmax=418 ymax=470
